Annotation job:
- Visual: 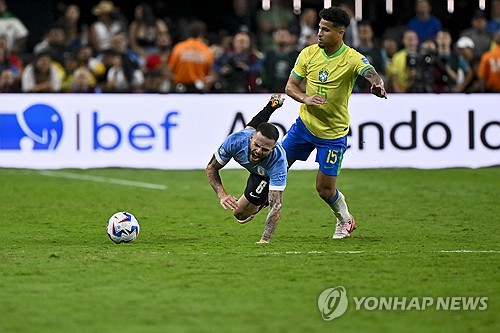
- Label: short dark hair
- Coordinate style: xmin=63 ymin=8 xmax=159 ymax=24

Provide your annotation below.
xmin=357 ymin=20 xmax=372 ymax=28
xmin=319 ymin=7 xmax=350 ymax=29
xmin=189 ymin=20 xmax=207 ymax=38
xmin=256 ymin=123 xmax=279 ymax=142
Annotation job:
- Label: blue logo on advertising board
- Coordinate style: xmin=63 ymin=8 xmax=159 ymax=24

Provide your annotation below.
xmin=0 ymin=104 xmax=63 ymax=150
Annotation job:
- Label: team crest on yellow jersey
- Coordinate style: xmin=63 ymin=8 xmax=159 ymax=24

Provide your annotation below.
xmin=319 ymin=69 xmax=329 ymax=83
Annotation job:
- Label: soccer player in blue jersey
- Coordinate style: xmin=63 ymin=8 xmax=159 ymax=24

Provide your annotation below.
xmin=283 ymin=7 xmax=387 ymax=239
xmin=206 ymin=95 xmax=287 ymax=244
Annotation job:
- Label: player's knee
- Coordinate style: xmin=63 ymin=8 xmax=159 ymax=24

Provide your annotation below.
xmin=233 ymin=211 xmax=248 ymax=221
xmin=316 ymin=186 xmax=336 ymax=203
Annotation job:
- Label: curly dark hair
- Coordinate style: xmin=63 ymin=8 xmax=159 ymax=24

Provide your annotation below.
xmin=319 ymin=7 xmax=350 ymax=28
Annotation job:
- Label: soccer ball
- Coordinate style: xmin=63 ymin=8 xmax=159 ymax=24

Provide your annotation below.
xmin=106 ymin=212 xmax=140 ymax=244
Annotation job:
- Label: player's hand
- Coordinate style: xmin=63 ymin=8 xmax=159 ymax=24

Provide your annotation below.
xmin=371 ymin=83 xmax=387 ymax=99
xmin=219 ymin=194 xmax=239 ymax=211
xmin=256 ymin=239 xmax=269 ymax=244
xmin=269 ymin=94 xmax=285 ymax=109
xmin=303 ymin=94 xmax=327 ymax=106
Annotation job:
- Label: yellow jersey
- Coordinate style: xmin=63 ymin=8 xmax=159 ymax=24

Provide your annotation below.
xmin=291 ymin=43 xmax=373 ymax=139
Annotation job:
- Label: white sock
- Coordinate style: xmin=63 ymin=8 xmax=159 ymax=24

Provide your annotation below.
xmin=328 ymin=190 xmax=351 ymax=222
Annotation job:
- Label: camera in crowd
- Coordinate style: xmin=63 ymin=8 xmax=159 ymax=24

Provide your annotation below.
xmin=407 ymin=51 xmax=436 ymax=69
xmin=406 ymin=39 xmax=450 ymax=93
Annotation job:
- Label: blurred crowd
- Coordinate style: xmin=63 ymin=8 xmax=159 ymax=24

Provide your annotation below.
xmin=0 ymin=0 xmax=499 ymax=94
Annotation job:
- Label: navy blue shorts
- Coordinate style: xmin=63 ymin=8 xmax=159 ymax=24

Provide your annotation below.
xmin=282 ymin=118 xmax=347 ymax=176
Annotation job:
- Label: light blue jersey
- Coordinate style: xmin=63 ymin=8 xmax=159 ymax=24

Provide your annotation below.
xmin=215 ymin=129 xmax=287 ymax=191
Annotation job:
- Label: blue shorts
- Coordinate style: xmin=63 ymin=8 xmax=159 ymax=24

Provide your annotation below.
xmin=282 ymin=117 xmax=347 ymax=176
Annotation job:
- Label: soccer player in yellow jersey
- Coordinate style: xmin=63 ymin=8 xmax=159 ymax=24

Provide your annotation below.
xmin=283 ymin=6 xmax=387 ymax=239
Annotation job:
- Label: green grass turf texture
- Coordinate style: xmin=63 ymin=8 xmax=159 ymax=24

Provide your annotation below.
xmin=0 ymin=167 xmax=499 ymax=333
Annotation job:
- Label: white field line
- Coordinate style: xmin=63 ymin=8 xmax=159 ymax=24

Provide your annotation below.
xmin=39 ymin=170 xmax=167 ymax=190
xmin=437 ymin=250 xmax=500 ymax=253
xmin=259 ymin=250 xmax=500 ymax=255
xmin=145 ymin=250 xmax=500 ymax=256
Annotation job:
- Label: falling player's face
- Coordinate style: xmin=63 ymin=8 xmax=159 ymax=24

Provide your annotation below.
xmin=317 ymin=19 xmax=344 ymax=50
xmin=248 ymin=132 xmax=276 ymax=165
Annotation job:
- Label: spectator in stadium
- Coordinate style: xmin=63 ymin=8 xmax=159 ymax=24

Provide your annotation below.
xmin=104 ymin=50 xmax=144 ymax=93
xmin=460 ymin=10 xmax=494 ymax=65
xmin=0 ymin=0 xmax=28 ymax=54
xmin=256 ymin=0 xmax=297 ymax=52
xmin=33 ymin=24 xmax=72 ymax=66
xmin=205 ymin=94 xmax=287 ymax=244
xmin=144 ymin=32 xmax=172 ymax=93
xmin=0 ymin=68 xmax=20 ymax=92
xmin=380 ymin=36 xmax=399 ymax=92
xmin=21 ymin=51 xmax=62 ymax=93
xmin=0 ymin=45 xmax=20 ymax=79
xmin=60 ymin=51 xmax=80 ymax=91
xmin=294 ymin=7 xmax=319 ymax=50
xmin=406 ymin=38 xmax=442 ymax=93
xmin=213 ymin=31 xmax=263 ymax=93
xmin=477 ymin=31 xmax=500 ymax=92
xmin=225 ymin=0 xmax=256 ymax=35
xmin=381 ymin=36 xmax=399 ymax=64
xmin=129 ymin=3 xmax=169 ymax=60
xmin=56 ymin=4 xmax=85 ymax=49
xmin=455 ymin=36 xmax=481 ymax=93
xmin=487 ymin=0 xmax=500 ymax=33
xmin=65 ymin=67 xmax=97 ymax=93
xmin=435 ymin=30 xmax=474 ymax=93
xmin=95 ymin=48 xmax=115 ymax=91
xmin=75 ymin=45 xmax=106 ymax=82
xmin=407 ymin=0 xmax=442 ymax=43
xmin=167 ymin=19 xmax=214 ymax=93
xmin=338 ymin=0 xmax=359 ymax=48
xmin=386 ymin=29 xmax=419 ymax=93
xmin=261 ymin=27 xmax=299 ymax=93
xmin=89 ymin=0 xmax=126 ymax=53
xmin=283 ymin=7 xmax=386 ymax=239
xmin=107 ymin=31 xmax=143 ymax=69
xmin=0 ymin=34 xmax=22 ymax=72
xmin=354 ymin=20 xmax=385 ymax=93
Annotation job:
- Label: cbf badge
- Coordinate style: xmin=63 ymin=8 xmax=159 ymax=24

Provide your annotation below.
xmin=319 ymin=69 xmax=329 ymax=83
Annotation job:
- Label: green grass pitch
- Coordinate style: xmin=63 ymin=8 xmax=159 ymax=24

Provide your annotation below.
xmin=0 ymin=167 xmax=499 ymax=333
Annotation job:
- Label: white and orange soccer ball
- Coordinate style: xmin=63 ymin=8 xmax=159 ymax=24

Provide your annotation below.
xmin=106 ymin=212 xmax=140 ymax=244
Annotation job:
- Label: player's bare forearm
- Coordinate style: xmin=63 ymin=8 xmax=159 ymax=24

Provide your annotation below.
xmin=285 ymin=75 xmax=305 ymax=102
xmin=206 ymin=155 xmax=227 ymax=197
xmin=285 ymin=75 xmax=327 ymax=106
xmin=206 ymin=155 xmax=238 ymax=210
xmin=363 ymin=68 xmax=387 ymax=99
xmin=259 ymin=190 xmax=283 ymax=243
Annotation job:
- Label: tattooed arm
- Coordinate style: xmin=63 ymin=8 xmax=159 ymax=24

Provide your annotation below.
xmin=205 ymin=155 xmax=239 ymax=211
xmin=258 ymin=190 xmax=283 ymax=243
xmin=363 ymin=68 xmax=387 ymax=99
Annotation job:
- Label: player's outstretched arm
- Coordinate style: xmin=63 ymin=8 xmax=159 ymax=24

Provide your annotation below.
xmin=206 ymin=155 xmax=239 ymax=211
xmin=257 ymin=190 xmax=283 ymax=244
xmin=246 ymin=94 xmax=285 ymax=130
xmin=363 ymin=68 xmax=387 ymax=99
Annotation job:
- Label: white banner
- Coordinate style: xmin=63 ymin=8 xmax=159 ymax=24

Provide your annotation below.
xmin=0 ymin=94 xmax=498 ymax=169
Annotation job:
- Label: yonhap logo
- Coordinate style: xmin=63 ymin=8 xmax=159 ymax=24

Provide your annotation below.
xmin=0 ymin=104 xmax=63 ymax=150
xmin=318 ymin=286 xmax=489 ymax=322
xmin=317 ymin=286 xmax=349 ymax=321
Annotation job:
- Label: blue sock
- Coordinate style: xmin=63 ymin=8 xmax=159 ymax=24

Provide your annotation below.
xmin=329 ymin=189 xmax=339 ymax=205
